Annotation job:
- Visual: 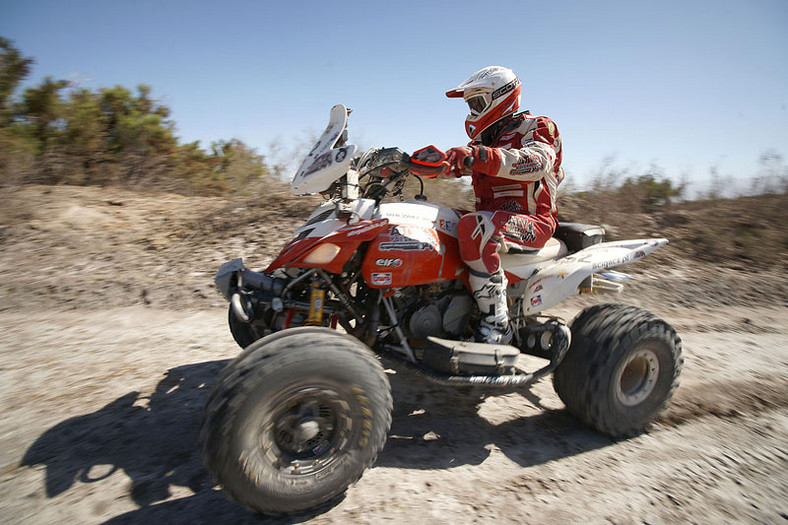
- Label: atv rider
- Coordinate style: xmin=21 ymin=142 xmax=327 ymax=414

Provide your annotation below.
xmin=444 ymin=66 xmax=564 ymax=344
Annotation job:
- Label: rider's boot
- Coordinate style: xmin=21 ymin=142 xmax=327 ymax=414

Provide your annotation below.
xmin=469 ymin=269 xmax=513 ymax=345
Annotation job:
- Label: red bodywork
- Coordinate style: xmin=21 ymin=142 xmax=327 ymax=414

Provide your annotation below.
xmin=265 ymin=219 xmax=389 ymax=275
xmin=265 ymin=218 xmax=468 ymax=289
xmin=361 ymin=224 xmax=466 ymax=288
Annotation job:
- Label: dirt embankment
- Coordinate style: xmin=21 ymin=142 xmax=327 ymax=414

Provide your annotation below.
xmin=0 ymin=184 xmax=786 ymax=524
xmin=0 ymin=184 xmax=784 ymax=314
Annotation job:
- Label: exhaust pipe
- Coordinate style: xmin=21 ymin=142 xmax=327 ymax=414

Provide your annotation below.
xmin=231 ymin=292 xmax=252 ymax=323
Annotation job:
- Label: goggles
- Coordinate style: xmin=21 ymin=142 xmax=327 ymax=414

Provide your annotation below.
xmin=465 ymin=93 xmax=490 ymax=116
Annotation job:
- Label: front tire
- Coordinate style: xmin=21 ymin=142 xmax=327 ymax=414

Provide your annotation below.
xmin=553 ymin=304 xmax=682 ymax=437
xmin=228 ymin=305 xmax=261 ymax=348
xmin=200 ymin=327 xmax=392 ymax=515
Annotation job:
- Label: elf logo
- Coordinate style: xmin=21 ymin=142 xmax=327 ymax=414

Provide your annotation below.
xmin=375 ymin=258 xmax=403 ymax=267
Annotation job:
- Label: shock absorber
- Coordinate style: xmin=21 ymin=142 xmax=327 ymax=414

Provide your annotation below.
xmin=305 ymin=279 xmax=326 ymax=326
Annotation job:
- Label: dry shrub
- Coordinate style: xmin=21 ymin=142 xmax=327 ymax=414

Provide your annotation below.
xmin=559 ymin=184 xmax=786 ymax=271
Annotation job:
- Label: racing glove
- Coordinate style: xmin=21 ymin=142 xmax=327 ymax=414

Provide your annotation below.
xmin=446 ymin=145 xmax=499 ymax=177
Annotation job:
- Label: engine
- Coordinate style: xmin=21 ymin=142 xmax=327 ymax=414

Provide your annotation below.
xmin=392 ymin=281 xmax=473 ymax=343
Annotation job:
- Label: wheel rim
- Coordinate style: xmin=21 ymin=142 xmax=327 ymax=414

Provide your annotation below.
xmin=266 ymin=386 xmax=353 ymax=476
xmin=615 ymin=345 xmax=660 ymax=407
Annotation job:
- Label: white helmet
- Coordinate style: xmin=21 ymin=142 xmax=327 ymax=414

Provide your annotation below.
xmin=446 ymin=66 xmax=522 ymax=139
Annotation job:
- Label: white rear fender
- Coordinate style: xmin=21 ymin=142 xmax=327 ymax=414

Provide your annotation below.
xmin=517 ymin=238 xmax=668 ymax=314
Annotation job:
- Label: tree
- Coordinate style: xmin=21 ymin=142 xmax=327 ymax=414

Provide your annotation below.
xmin=0 ymin=37 xmax=36 ymax=184
xmin=0 ymin=36 xmax=34 ymax=126
xmin=18 ymin=76 xmax=69 ymax=152
xmin=208 ymin=139 xmax=269 ymax=194
xmin=92 ymin=84 xmax=178 ymax=183
xmin=619 ymin=166 xmax=684 ymax=212
xmin=0 ymin=39 xmax=281 ymax=194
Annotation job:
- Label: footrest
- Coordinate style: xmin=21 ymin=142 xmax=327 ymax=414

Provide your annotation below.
xmin=422 ymin=337 xmax=520 ymax=376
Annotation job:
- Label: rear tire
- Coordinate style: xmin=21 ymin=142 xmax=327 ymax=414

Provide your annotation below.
xmin=200 ymin=327 xmax=392 ymax=515
xmin=553 ymin=304 xmax=682 ymax=437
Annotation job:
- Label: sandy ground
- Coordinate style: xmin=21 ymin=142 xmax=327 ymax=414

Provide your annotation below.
xmin=0 ymin=185 xmax=786 ymax=523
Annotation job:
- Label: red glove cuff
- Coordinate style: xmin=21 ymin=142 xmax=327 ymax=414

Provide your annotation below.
xmin=469 ymin=145 xmax=500 ymax=176
xmin=446 ymin=145 xmax=500 ymax=177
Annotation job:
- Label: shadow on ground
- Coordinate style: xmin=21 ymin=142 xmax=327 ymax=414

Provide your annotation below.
xmin=376 ymin=358 xmax=612 ymax=470
xmin=21 ymin=357 xmax=613 ymax=523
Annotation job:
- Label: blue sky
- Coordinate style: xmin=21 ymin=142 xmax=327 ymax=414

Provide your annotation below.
xmin=2 ymin=0 xmax=787 ymax=193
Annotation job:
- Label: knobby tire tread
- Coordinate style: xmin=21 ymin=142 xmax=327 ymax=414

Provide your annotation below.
xmin=553 ymin=303 xmax=683 ymax=437
xmin=200 ymin=328 xmax=393 ymax=515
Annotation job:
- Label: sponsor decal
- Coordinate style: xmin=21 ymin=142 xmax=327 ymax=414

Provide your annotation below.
xmin=557 ymin=269 xmax=567 ymax=279
xmin=302 ymin=151 xmax=333 ymax=176
xmin=380 ymin=241 xmax=431 ymax=251
xmin=530 ymin=295 xmax=542 ymax=306
xmin=499 ymin=200 xmax=523 ymax=213
xmin=491 ymin=78 xmax=520 ymax=100
xmin=371 ymin=272 xmax=392 ymax=286
xmin=510 ymin=155 xmax=541 ymax=175
xmin=307 ymin=139 xmax=323 ymax=157
xmin=503 ymin=216 xmax=537 ymax=243
xmin=533 ymin=284 xmax=543 ymax=292
xmin=383 ymin=210 xmax=434 ymax=222
xmin=375 ymin=258 xmax=403 ymax=267
xmin=379 ymin=225 xmax=440 ymax=251
xmin=633 ymin=250 xmax=646 ymax=259
xmin=437 ymin=218 xmax=455 ymax=233
xmin=592 ymin=255 xmax=632 ymax=271
xmin=335 ymin=148 xmax=348 ymax=163
xmin=344 ymin=221 xmax=383 ymax=237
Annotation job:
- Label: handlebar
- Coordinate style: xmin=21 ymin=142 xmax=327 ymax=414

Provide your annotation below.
xmin=356 ymin=146 xmax=474 ymax=201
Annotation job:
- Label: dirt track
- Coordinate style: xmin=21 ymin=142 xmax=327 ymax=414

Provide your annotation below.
xmin=0 ymin=185 xmax=786 ymax=523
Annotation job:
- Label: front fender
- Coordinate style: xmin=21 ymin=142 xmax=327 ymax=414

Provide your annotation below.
xmin=520 ymin=238 xmax=668 ymax=314
xmin=215 ymin=258 xmax=245 ymax=300
xmin=266 ymin=219 xmax=390 ymax=274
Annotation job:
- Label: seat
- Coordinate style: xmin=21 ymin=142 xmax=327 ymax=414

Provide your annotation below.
xmin=553 ymin=222 xmax=606 ymax=252
xmin=499 ymin=237 xmax=568 ymax=269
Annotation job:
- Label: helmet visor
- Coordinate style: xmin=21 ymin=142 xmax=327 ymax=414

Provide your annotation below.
xmin=466 ymin=94 xmax=489 ymax=115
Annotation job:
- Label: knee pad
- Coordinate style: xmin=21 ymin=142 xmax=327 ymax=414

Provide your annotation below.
xmin=458 ymin=212 xmax=501 ymax=273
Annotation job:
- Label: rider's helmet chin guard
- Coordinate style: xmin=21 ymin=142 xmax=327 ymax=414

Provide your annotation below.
xmin=446 ymin=66 xmax=522 ymax=140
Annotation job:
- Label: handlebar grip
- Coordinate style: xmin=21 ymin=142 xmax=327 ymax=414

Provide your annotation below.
xmin=463 ymin=155 xmax=475 ymax=168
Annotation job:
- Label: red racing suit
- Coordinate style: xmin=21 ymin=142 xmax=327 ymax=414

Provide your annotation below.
xmin=456 ymin=111 xmax=564 ymax=275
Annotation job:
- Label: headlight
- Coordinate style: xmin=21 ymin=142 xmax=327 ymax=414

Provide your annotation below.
xmin=303 ymin=243 xmax=341 ymax=264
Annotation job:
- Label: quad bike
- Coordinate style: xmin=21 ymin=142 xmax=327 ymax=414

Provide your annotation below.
xmin=200 ymin=105 xmax=683 ymax=515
